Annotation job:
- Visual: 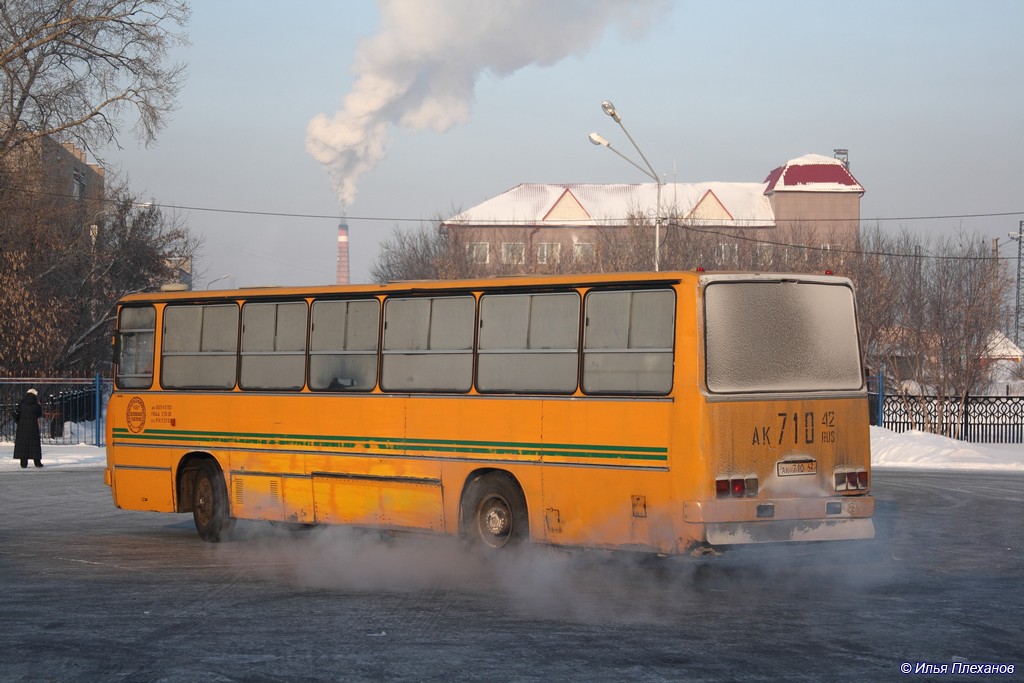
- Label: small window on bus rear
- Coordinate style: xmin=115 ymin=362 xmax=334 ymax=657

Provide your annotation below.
xmin=162 ymin=303 xmax=239 ymax=389
xmin=116 ymin=306 xmax=156 ymax=389
xmin=309 ymin=299 xmax=380 ymax=391
xmin=381 ymin=296 xmax=474 ymax=392
xmin=477 ymin=292 xmax=580 ymax=393
xmin=583 ymin=289 xmax=674 ymax=395
xmin=703 ymin=280 xmax=863 ymax=394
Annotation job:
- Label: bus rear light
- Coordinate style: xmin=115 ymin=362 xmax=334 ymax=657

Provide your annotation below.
xmin=834 ymin=468 xmax=868 ymax=491
xmin=716 ymin=477 xmax=759 ymax=498
xmin=744 ymin=477 xmax=758 ymax=496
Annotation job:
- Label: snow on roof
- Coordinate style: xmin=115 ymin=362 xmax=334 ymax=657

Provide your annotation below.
xmin=446 ymin=153 xmax=864 ymax=229
xmin=984 ymin=330 xmax=1024 ymax=360
xmin=764 ymin=153 xmax=864 ymax=194
xmin=446 ymin=182 xmax=775 ymax=228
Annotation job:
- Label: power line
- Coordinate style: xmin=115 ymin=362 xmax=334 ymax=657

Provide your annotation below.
xmin=12 ymin=185 xmax=1024 ymax=226
xmin=10 ymin=185 xmax=1021 ymax=263
xmin=669 ymin=221 xmax=1019 ymax=262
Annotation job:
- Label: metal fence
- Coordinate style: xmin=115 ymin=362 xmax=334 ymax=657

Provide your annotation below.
xmin=879 ymin=395 xmax=1024 ymax=444
xmin=1 ymin=376 xmax=112 ymax=446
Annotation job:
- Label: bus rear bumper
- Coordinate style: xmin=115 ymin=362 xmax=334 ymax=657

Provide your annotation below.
xmin=704 ymin=517 xmax=875 ymax=545
xmin=687 ymin=496 xmax=875 ymax=545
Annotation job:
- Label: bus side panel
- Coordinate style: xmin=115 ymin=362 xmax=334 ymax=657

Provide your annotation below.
xmin=403 ymin=396 xmax=544 ymax=537
xmin=535 ymin=399 xmax=677 ymax=552
xmin=307 ymin=394 xmax=445 ymax=531
xmin=312 ymin=474 xmax=445 ymax=531
xmin=106 ymin=392 xmax=177 ymax=513
xmin=109 ymin=455 xmax=176 ymax=512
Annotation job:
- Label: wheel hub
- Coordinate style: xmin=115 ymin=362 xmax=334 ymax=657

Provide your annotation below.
xmin=483 ymin=506 xmax=510 ymax=536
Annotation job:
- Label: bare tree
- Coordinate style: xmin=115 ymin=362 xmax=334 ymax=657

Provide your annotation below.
xmin=0 ymin=177 xmax=199 ymax=374
xmin=0 ymin=0 xmax=190 ymax=161
xmin=365 ymin=225 xmax=455 ymax=283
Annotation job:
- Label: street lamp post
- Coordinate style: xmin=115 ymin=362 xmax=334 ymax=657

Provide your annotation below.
xmin=589 ymin=100 xmax=663 ymax=271
xmin=1011 ymin=221 xmax=1024 ymax=346
xmin=207 ymin=274 xmax=232 ymax=290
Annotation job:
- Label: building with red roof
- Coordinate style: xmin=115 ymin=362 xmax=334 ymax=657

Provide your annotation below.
xmin=442 ymin=150 xmax=864 ymax=272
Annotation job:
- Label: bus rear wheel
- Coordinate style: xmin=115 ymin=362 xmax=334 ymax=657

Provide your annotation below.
xmin=463 ymin=473 xmax=528 ymax=550
xmin=192 ymin=462 xmax=234 ymax=542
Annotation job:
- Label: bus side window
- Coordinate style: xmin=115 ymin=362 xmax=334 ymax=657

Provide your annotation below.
xmin=477 ymin=292 xmax=579 ymax=393
xmin=162 ymin=304 xmax=239 ymax=390
xmin=583 ymin=289 xmax=675 ymax=395
xmin=381 ymin=296 xmax=474 ymax=392
xmin=309 ymin=299 xmax=380 ymax=392
xmin=240 ymin=301 xmax=308 ymax=391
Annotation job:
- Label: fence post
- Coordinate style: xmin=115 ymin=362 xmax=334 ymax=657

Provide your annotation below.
xmin=877 ymin=365 xmax=885 ymax=428
xmin=94 ymin=372 xmax=102 ymax=447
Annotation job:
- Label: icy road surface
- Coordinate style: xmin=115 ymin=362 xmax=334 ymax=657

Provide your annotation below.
xmin=1 ymin=467 xmax=1022 ymax=681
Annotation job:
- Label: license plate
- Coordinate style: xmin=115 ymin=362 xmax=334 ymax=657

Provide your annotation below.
xmin=778 ymin=460 xmax=817 ymax=476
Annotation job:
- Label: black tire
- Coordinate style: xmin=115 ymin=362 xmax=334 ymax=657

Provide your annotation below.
xmin=462 ymin=473 xmax=529 ymax=550
xmin=192 ymin=462 xmax=234 ymax=542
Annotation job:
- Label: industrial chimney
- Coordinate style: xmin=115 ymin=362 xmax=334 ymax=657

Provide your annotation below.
xmin=336 ymin=221 xmax=350 ymax=285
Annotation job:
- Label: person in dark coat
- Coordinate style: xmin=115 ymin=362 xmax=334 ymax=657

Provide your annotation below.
xmin=12 ymin=389 xmax=43 ymax=468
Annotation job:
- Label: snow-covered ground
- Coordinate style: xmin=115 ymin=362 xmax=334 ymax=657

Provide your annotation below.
xmin=1 ymin=427 xmax=1021 ymax=471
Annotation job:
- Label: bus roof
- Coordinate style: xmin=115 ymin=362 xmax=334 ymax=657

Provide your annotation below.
xmin=118 ymin=270 xmax=851 ymax=304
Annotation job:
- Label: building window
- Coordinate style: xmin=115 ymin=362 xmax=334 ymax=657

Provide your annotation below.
xmin=466 ymin=242 xmax=489 ymax=264
xmin=717 ymin=243 xmax=738 ymax=266
xmin=573 ymin=242 xmax=595 ymax=262
xmin=820 ymin=243 xmax=844 ymax=265
xmin=756 ymin=243 xmax=774 ymax=268
xmin=500 ymin=242 xmax=525 ymax=265
xmin=72 ymin=168 xmax=85 ymax=200
xmin=536 ymin=242 xmax=561 ymax=265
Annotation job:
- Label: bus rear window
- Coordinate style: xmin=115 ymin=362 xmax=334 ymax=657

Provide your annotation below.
xmin=704 ymin=280 xmax=863 ymax=394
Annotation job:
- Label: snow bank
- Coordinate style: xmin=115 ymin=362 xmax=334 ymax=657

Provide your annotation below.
xmin=870 ymin=426 xmax=1024 ymax=471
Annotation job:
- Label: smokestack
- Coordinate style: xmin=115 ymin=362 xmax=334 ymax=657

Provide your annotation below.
xmin=336 ymin=222 xmax=350 ymax=285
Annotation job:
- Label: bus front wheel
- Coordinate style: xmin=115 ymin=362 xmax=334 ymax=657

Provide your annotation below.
xmin=192 ymin=462 xmax=234 ymax=542
xmin=462 ymin=473 xmax=528 ymax=550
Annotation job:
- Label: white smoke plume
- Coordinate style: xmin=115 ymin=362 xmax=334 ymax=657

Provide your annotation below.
xmin=306 ymin=0 xmax=668 ymax=208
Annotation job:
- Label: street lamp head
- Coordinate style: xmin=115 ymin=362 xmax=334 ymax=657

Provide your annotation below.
xmin=588 ymin=132 xmax=610 ymax=147
xmin=601 ymin=100 xmax=620 ymax=122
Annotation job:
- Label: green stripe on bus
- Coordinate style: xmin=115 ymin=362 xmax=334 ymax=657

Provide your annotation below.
xmin=111 ymin=427 xmax=668 ymax=462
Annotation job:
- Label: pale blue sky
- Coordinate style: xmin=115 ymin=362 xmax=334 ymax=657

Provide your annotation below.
xmin=110 ymin=0 xmax=1024 ymax=287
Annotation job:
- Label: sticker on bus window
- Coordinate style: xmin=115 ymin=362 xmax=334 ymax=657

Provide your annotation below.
xmin=777 ymin=460 xmax=816 ymax=476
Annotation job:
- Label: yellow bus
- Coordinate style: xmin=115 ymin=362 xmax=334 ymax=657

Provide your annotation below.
xmin=105 ymin=271 xmax=874 ymax=554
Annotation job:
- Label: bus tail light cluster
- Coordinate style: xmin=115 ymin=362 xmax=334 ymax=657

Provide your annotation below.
xmin=716 ymin=476 xmax=758 ymax=498
xmin=834 ymin=468 xmax=868 ymax=492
